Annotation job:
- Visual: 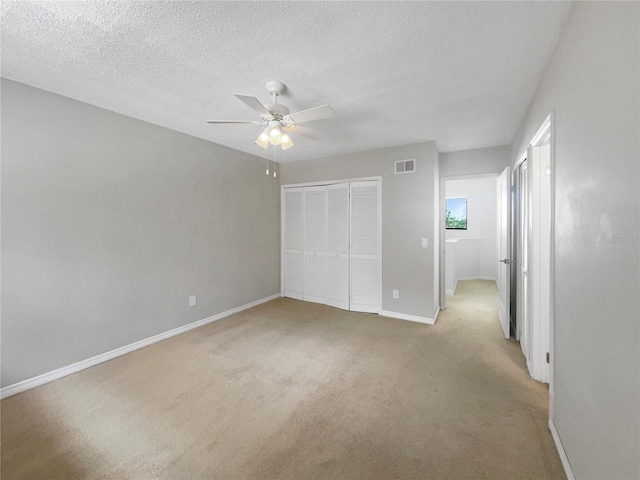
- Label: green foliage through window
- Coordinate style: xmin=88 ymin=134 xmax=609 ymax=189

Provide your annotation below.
xmin=445 ymin=198 xmax=467 ymax=230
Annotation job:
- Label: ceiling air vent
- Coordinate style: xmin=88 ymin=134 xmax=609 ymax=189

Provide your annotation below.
xmin=394 ymin=159 xmax=416 ymax=175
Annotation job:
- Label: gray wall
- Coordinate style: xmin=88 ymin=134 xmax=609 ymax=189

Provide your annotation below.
xmin=440 ymin=145 xmax=510 ymax=177
xmin=1 ymin=79 xmax=281 ymax=387
xmin=510 ymin=3 xmax=639 ymax=478
xmin=280 ymin=142 xmax=440 ymax=320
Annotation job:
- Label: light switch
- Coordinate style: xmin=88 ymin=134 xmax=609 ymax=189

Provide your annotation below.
xmin=393 ymin=289 xmax=399 ymax=299
xmin=189 ymin=295 xmax=197 ymax=307
xmin=421 ymin=237 xmax=429 ymax=248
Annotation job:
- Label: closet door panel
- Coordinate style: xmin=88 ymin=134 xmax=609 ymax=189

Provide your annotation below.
xmin=351 ymin=183 xmax=379 ymax=256
xmin=283 ymin=188 xmax=304 ymax=300
xmin=284 ymin=252 xmax=304 ymax=300
xmin=304 ymin=254 xmax=327 ymax=303
xmin=304 ymin=186 xmax=327 ymax=304
xmin=326 ymin=183 xmax=350 ymax=310
xmin=327 ymin=257 xmax=349 ymax=309
xmin=350 ymin=181 xmax=381 ymax=313
xmin=350 ymin=257 xmax=379 ymax=308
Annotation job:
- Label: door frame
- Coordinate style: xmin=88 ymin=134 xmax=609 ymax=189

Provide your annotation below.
xmin=439 ymin=172 xmax=502 ymax=309
xmin=515 ymin=113 xmax=555 ymax=390
xmin=439 ymin=176 xmax=447 ymax=310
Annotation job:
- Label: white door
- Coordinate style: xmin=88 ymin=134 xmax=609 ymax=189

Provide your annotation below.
xmin=303 ymin=186 xmax=327 ymax=304
xmin=350 ymin=181 xmax=381 ymax=313
xmin=497 ymin=167 xmax=511 ymax=338
xmin=283 ymin=188 xmax=304 ymax=300
xmin=538 ymin=143 xmax=551 ymax=383
xmin=529 ymin=144 xmax=551 ymax=382
xmin=326 ymin=183 xmax=350 ymax=310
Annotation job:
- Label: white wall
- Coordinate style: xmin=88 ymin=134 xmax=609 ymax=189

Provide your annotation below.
xmin=445 ymin=176 xmax=498 ymax=289
xmin=510 ymin=3 xmax=639 ymax=478
xmin=440 ymin=145 xmax=510 ymax=177
xmin=280 ymin=142 xmax=440 ymax=320
xmin=1 ymin=79 xmax=281 ymax=387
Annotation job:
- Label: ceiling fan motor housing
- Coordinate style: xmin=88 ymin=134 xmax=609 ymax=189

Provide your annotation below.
xmin=264 ymin=80 xmax=285 ymax=96
xmin=263 ymin=80 xmax=289 ymax=118
xmin=265 ymin=102 xmax=290 ymax=118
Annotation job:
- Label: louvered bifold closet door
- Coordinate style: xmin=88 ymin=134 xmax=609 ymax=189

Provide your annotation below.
xmin=326 ymin=183 xmax=350 ymax=310
xmin=520 ymin=161 xmax=530 ymax=361
xmin=284 ymin=188 xmax=304 ymax=300
xmin=303 ymin=186 xmax=327 ymax=304
xmin=350 ymin=181 xmax=381 ymax=313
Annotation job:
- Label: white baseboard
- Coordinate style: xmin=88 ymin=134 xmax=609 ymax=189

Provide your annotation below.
xmin=380 ymin=310 xmax=436 ymax=325
xmin=456 ymin=276 xmax=496 ymax=282
xmin=549 ymin=418 xmax=575 ymax=480
xmin=446 ymin=277 xmax=497 ymax=296
xmin=0 ymin=293 xmax=280 ymax=400
xmin=433 ymin=306 xmax=440 ymax=324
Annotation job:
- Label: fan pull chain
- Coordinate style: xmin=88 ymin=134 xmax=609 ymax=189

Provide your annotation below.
xmin=277 ymin=146 xmax=286 ymax=178
xmin=273 ymin=144 xmax=277 ymax=178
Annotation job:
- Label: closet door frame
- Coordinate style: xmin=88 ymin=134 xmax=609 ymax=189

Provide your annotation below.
xmin=280 ymin=176 xmax=382 ymax=314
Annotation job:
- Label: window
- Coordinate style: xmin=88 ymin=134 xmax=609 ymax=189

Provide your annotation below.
xmin=445 ymin=197 xmax=467 ymax=230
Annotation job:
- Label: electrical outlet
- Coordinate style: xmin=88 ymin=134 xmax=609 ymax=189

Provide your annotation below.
xmin=189 ymin=295 xmax=197 ymax=307
xmin=421 ymin=237 xmax=429 ymax=248
xmin=392 ymin=289 xmax=399 ymax=299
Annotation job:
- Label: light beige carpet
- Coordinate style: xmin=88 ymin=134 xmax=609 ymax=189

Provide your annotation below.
xmin=1 ymin=280 xmax=565 ymax=479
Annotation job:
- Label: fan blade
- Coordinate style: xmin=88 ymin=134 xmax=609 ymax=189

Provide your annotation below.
xmin=284 ymin=124 xmax=321 ymax=140
xmin=285 ymin=104 xmax=336 ymax=124
xmin=206 ymin=120 xmax=264 ymax=124
xmin=233 ymin=94 xmax=274 ymax=118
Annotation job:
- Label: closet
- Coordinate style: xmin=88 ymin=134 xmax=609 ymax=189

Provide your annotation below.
xmin=282 ymin=179 xmax=381 ymax=313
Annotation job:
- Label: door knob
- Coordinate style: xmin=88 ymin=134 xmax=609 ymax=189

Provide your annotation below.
xmin=499 ymin=258 xmax=513 ymax=264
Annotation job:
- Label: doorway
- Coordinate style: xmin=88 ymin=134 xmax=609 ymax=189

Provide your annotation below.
xmin=441 ymin=174 xmax=500 ymax=304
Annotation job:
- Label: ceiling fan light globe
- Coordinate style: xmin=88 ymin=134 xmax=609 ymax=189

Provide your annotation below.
xmin=269 ymin=126 xmax=282 ymax=145
xmin=281 ymin=134 xmax=294 ymax=150
xmin=269 ymin=126 xmax=282 ymax=138
xmin=255 ymin=133 xmax=269 ymax=149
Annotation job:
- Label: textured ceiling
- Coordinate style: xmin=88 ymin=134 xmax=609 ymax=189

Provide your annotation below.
xmin=1 ymin=1 xmax=572 ymax=162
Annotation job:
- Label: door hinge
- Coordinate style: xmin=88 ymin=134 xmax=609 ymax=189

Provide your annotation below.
xmin=546 ymin=352 xmax=550 ymax=364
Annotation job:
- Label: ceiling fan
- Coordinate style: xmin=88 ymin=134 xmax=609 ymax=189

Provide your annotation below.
xmin=206 ymin=80 xmax=336 ymax=150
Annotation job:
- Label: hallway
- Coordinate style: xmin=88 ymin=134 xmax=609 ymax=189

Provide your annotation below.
xmin=436 ymin=280 xmax=564 ymax=478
